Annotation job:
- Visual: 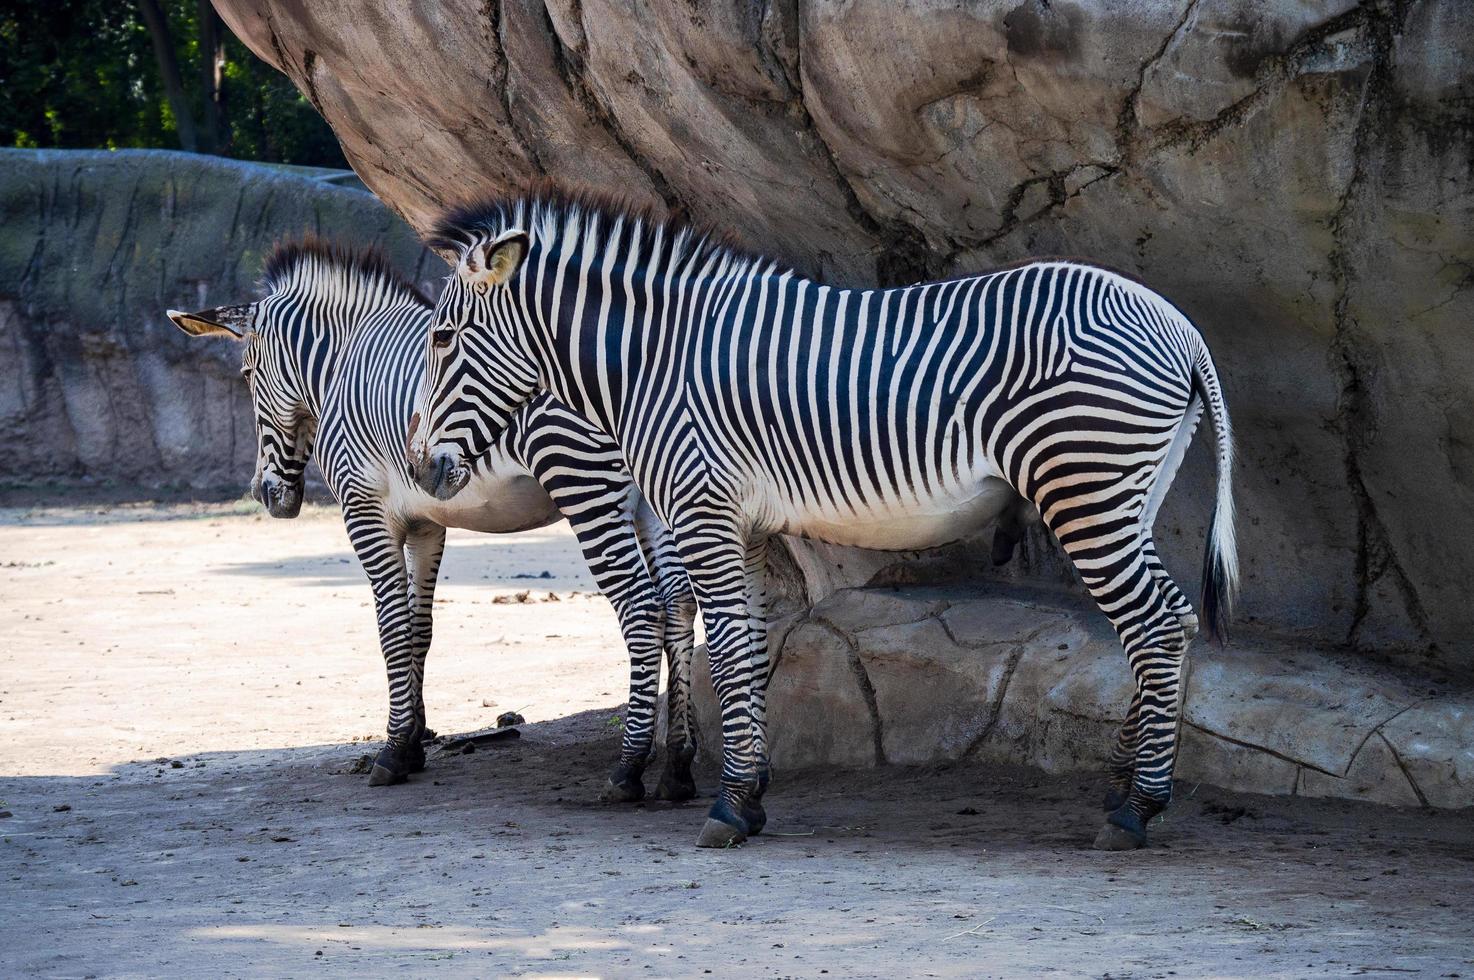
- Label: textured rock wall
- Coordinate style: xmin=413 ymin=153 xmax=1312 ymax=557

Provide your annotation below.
xmin=690 ymin=584 xmax=1474 ymax=808
xmin=0 ymin=149 xmax=435 ymax=492
xmin=211 ymin=1 xmax=1474 ymax=668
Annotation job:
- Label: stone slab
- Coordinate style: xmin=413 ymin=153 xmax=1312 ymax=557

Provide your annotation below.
xmin=692 ymin=585 xmax=1474 ymax=810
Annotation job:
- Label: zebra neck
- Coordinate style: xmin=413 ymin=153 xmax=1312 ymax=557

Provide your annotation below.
xmin=529 ymin=245 xmax=775 ymax=442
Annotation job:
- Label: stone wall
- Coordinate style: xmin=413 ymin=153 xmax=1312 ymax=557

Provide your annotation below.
xmin=0 ymin=149 xmax=435 ymax=494
xmin=212 ymin=0 xmax=1474 ymax=672
xmin=690 ymin=584 xmax=1474 ymax=808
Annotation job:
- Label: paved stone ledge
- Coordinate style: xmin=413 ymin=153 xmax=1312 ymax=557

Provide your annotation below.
xmin=692 ymin=585 xmax=1473 ymax=810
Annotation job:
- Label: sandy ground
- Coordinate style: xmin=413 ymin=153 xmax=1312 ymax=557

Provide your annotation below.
xmin=1 ymin=503 xmax=1471 ymax=979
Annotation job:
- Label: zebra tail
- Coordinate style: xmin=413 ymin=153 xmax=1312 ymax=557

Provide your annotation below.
xmin=1192 ymin=345 xmax=1238 ymax=644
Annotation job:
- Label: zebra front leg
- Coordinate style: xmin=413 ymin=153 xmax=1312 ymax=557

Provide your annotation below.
xmin=597 ymin=590 xmax=665 ymax=804
xmin=676 ymin=526 xmax=762 ymax=848
xmin=343 ymin=505 xmax=418 ymax=787
xmin=404 ymin=522 xmax=447 ymax=762
xmin=520 ymin=422 xmax=668 ymax=804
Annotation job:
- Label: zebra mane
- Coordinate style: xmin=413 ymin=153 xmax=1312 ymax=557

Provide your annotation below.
xmin=261 ymin=235 xmax=430 ymax=310
xmin=426 ymin=179 xmax=785 ymax=279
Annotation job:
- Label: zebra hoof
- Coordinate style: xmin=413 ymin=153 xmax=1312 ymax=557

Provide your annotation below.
xmin=654 ymin=770 xmax=697 ymax=801
xmin=1093 ymin=821 xmax=1147 ymax=850
xmin=1094 ymin=806 xmax=1149 ymax=850
xmin=368 ymin=745 xmax=414 ymax=786
xmin=741 ymin=800 xmax=767 ymax=836
xmin=696 ymin=798 xmax=749 ymax=848
xmin=600 ymin=775 xmax=647 ymax=804
xmin=696 ymin=817 xmax=747 ymax=849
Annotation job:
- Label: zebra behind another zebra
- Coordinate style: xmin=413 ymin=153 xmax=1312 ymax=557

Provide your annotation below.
xmin=410 ymin=186 xmax=1238 ymax=852
xmin=166 ymin=237 xmax=699 ymax=801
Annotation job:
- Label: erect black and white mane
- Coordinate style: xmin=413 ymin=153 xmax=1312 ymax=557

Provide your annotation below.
xmin=426 ymin=183 xmax=788 ymax=281
xmin=261 ymin=235 xmax=430 ymax=314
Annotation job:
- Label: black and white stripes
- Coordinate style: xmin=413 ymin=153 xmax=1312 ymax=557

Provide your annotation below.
xmin=413 ymin=188 xmax=1237 ymax=851
xmin=169 ymin=237 xmax=698 ymax=800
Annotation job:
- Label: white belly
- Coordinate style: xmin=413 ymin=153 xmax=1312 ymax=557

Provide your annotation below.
xmin=386 ymin=451 xmax=562 ymax=535
xmin=766 ymin=473 xmax=1019 ymax=551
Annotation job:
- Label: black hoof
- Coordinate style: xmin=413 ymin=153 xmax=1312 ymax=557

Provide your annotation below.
xmin=695 ymin=798 xmax=748 ymax=848
xmin=742 ymin=800 xmax=767 ymax=836
xmin=654 ymin=770 xmax=698 ymax=801
xmin=367 ymin=744 xmax=414 ymax=787
xmin=600 ymin=774 xmax=647 ymax=804
xmin=1094 ymin=822 xmax=1147 ymax=850
xmin=1093 ymin=808 xmax=1148 ymax=851
xmin=696 ymin=817 xmax=747 ymax=848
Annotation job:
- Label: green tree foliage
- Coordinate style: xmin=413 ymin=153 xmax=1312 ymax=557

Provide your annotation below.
xmin=0 ymin=0 xmax=347 ymax=167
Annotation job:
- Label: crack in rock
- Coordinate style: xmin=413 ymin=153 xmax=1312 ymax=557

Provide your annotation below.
xmin=1324 ymin=0 xmax=1437 ymax=655
xmin=481 ymin=0 xmax=541 ymax=170
xmin=1115 ymin=0 xmax=1203 ymax=166
xmin=808 ymin=617 xmax=887 ymax=765
xmin=1128 ymin=2 xmax=1380 ymax=159
xmin=541 ymin=1 xmax=679 ymax=213
xmin=1377 ymin=730 xmax=1429 ymax=807
xmin=1183 ymin=719 xmax=1342 ymax=778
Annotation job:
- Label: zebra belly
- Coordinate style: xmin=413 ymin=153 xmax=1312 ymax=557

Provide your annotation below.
xmin=768 ymin=474 xmax=1018 ymax=552
xmin=391 ymin=455 xmax=562 ymax=535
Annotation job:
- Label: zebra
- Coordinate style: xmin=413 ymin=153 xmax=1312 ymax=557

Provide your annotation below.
xmin=408 ymin=187 xmax=1237 ymax=852
xmin=165 ymin=236 xmax=699 ymax=802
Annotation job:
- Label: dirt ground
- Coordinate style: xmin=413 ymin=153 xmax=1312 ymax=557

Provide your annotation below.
xmin=1 ymin=503 xmax=1471 ymax=979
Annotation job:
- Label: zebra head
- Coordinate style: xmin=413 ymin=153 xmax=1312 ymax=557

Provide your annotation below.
xmin=168 ymin=292 xmax=317 ymax=519
xmin=408 ymin=227 xmax=539 ymax=500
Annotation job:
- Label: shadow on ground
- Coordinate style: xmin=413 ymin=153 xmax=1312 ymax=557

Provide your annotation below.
xmin=4 ymin=706 xmax=1473 ymax=977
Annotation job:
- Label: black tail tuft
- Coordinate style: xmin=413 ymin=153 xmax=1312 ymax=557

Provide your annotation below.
xmin=1200 ymin=505 xmax=1230 ymax=645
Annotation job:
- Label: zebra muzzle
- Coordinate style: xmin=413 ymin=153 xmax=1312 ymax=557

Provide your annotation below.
xmin=413 ymin=451 xmax=466 ymax=501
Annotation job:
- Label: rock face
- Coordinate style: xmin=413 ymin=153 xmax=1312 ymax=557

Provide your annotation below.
xmin=0 ymin=149 xmax=435 ymax=493
xmin=691 ymin=586 xmax=1474 ymax=808
xmin=214 ymin=0 xmax=1474 ymax=672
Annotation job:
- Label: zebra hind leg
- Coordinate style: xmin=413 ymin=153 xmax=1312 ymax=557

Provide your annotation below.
xmin=1103 ymin=692 xmax=1142 ymax=812
xmin=654 ymin=592 xmax=699 ymax=801
xmin=1097 ymin=540 xmax=1196 ymax=814
xmin=1049 ymin=511 xmax=1193 ymax=848
xmin=1095 ymin=581 xmax=1192 ymax=850
xmin=738 ymin=536 xmax=772 ymax=835
xmin=633 ymin=500 xmax=700 ymax=802
xmin=1144 ymin=536 xmax=1198 ymax=640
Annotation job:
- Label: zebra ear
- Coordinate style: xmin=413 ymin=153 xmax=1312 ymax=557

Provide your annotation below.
xmin=461 ymin=230 xmax=528 ymax=288
xmin=166 ymin=304 xmax=252 ymax=340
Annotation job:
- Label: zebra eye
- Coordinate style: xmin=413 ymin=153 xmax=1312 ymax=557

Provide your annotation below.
xmin=431 ymin=326 xmax=456 ymax=349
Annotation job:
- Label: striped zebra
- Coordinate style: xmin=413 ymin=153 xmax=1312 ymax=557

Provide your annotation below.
xmin=409 ymin=188 xmax=1237 ymax=852
xmin=166 ymin=237 xmax=698 ymax=802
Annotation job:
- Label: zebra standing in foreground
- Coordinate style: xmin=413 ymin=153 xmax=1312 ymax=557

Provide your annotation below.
xmin=409 ymin=188 xmax=1237 ymax=851
xmin=167 ymin=238 xmax=698 ymax=801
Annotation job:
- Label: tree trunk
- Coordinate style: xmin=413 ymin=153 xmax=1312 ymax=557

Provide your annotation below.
xmin=137 ymin=0 xmax=199 ymax=153
xmin=196 ymin=0 xmax=227 ymax=154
